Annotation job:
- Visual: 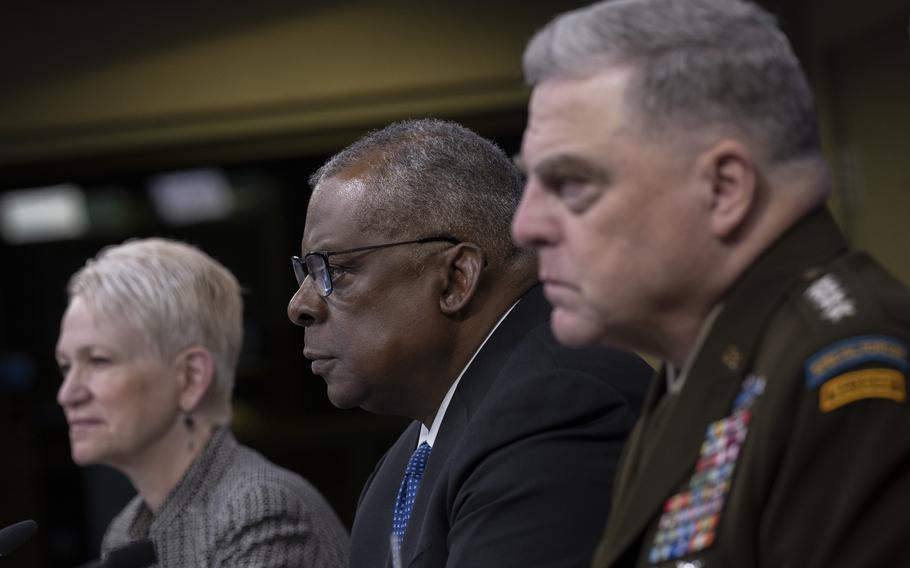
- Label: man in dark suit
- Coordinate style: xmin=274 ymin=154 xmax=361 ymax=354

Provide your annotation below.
xmin=512 ymin=0 xmax=910 ymax=566
xmin=287 ymin=118 xmax=652 ymax=567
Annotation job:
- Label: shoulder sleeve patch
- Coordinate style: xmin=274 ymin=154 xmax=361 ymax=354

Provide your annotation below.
xmin=819 ymin=368 xmax=906 ymax=412
xmin=805 ymin=335 xmax=908 ymax=388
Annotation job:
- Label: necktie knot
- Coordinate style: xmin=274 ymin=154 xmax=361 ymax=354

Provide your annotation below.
xmin=392 ymin=442 xmax=432 ymax=543
xmin=405 ymin=442 xmax=431 ymax=476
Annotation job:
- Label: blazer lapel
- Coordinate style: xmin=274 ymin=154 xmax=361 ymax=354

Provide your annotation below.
xmin=352 ymin=422 xmax=420 ymax=568
xmin=400 ymin=396 xmax=467 ymax=562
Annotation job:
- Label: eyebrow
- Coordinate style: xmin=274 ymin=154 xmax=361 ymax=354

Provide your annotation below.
xmin=303 ymin=244 xmax=361 ymax=257
xmin=533 ymin=154 xmax=610 ymax=184
xmin=55 ymin=344 xmax=110 ymax=360
xmin=301 ymin=239 xmax=340 ymax=256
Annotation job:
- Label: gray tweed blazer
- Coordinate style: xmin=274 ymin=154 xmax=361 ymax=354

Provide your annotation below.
xmin=102 ymin=427 xmax=349 ymax=567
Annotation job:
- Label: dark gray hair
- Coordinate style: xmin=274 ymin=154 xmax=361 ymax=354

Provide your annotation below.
xmin=524 ymin=0 xmax=821 ymax=162
xmin=310 ymin=118 xmax=529 ymax=270
xmin=68 ymin=238 xmax=243 ymax=423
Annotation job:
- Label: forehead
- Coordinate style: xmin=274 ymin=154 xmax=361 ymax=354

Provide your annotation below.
xmin=303 ymin=176 xmax=375 ymax=250
xmin=57 ymin=297 xmax=147 ymax=354
xmin=523 ymin=68 xmax=636 ymax=163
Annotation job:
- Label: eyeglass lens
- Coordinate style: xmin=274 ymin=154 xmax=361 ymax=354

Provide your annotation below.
xmin=292 ymin=255 xmax=332 ymax=296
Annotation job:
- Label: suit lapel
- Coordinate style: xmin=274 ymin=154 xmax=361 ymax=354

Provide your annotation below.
xmin=600 ymin=209 xmax=849 ymax=565
xmin=401 ymin=285 xmax=551 ymax=562
xmin=352 ymin=422 xmax=420 ymax=568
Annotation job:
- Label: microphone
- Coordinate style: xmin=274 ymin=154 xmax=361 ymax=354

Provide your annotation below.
xmin=0 ymin=519 xmax=37 ymax=556
xmin=77 ymin=540 xmax=157 ymax=568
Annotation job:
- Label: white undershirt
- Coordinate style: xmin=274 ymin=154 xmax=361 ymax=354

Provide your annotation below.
xmin=417 ymin=299 xmax=521 ymax=448
xmin=665 ymin=303 xmax=725 ymax=395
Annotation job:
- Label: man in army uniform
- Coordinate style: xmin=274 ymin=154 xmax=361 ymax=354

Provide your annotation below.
xmin=511 ymin=0 xmax=910 ymax=566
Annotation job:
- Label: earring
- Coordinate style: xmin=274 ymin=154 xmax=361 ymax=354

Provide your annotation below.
xmin=183 ymin=412 xmax=197 ymax=452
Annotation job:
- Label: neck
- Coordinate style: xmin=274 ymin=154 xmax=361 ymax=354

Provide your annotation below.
xmin=415 ymin=286 xmax=522 ymax=426
xmin=664 ymin=306 xmax=723 ymax=368
xmin=660 ymin=160 xmax=828 ymax=366
xmin=413 ymin=323 xmax=488 ymax=428
xmin=613 ymin=302 xmax=714 ymax=369
xmin=116 ymin=421 xmax=214 ymax=513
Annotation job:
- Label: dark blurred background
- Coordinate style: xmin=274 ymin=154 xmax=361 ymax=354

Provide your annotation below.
xmin=0 ymin=1 xmax=907 ymax=566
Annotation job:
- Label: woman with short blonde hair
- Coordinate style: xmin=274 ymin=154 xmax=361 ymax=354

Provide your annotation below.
xmin=57 ymin=238 xmax=348 ymax=566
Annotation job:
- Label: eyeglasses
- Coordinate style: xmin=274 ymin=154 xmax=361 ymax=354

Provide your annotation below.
xmin=292 ymin=235 xmax=460 ymax=297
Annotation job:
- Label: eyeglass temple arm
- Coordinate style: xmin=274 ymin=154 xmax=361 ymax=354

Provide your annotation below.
xmin=319 ymin=236 xmax=460 ymax=259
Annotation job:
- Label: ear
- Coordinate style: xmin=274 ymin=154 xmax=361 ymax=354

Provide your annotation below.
xmin=438 ymin=243 xmax=485 ymax=316
xmin=696 ymin=140 xmax=758 ymax=240
xmin=174 ymin=346 xmax=215 ymax=413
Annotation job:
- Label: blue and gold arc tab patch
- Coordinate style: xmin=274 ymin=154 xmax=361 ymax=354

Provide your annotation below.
xmin=805 ymin=335 xmax=908 ymax=388
xmin=819 ymin=368 xmax=906 ymax=412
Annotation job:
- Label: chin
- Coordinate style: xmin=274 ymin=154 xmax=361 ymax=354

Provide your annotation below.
xmin=70 ymin=445 xmax=103 ymax=467
xmin=70 ymin=436 xmax=124 ymax=468
xmin=550 ymin=309 xmax=604 ymax=348
xmin=325 ymin=383 xmax=364 ymax=411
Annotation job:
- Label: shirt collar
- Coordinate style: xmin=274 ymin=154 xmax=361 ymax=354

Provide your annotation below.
xmin=666 ymin=303 xmax=725 ymax=395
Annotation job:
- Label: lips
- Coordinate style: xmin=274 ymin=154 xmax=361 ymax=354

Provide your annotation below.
xmin=542 ymin=279 xmax=578 ymax=294
xmin=310 ymin=358 xmax=336 ymax=376
xmin=303 ymin=347 xmax=336 ymax=376
xmin=542 ymin=278 xmax=572 ymax=288
xmin=303 ymin=348 xmax=333 ymax=361
xmin=67 ymin=417 xmax=103 ymax=436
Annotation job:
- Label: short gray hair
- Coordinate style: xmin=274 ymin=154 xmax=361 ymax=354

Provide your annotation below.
xmin=524 ymin=0 xmax=821 ymax=162
xmin=67 ymin=238 xmax=243 ymax=423
xmin=310 ymin=118 xmax=529 ymax=270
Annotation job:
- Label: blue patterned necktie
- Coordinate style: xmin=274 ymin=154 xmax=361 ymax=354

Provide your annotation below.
xmin=392 ymin=441 xmax=432 ymax=543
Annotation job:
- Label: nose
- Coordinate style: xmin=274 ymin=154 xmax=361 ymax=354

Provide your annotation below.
xmin=287 ymin=280 xmax=327 ymax=328
xmin=511 ymin=178 xmax=560 ymax=249
xmin=57 ymin=366 xmax=90 ymax=409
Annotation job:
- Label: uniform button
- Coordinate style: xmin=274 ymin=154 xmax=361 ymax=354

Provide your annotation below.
xmin=721 ymin=345 xmax=742 ymax=370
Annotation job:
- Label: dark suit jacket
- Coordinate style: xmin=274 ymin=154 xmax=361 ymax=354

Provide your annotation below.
xmin=593 ymin=208 xmax=910 ymax=567
xmin=350 ymin=285 xmax=652 ymax=567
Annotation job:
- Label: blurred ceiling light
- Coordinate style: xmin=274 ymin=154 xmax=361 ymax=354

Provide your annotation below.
xmin=147 ymin=168 xmax=235 ymax=225
xmin=0 ymin=184 xmax=89 ymax=244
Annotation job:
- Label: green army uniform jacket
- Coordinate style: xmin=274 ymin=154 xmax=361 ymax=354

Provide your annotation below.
xmin=593 ymin=207 xmax=910 ymax=568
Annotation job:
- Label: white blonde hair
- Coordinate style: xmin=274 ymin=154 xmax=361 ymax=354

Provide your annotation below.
xmin=67 ymin=237 xmax=243 ymax=423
